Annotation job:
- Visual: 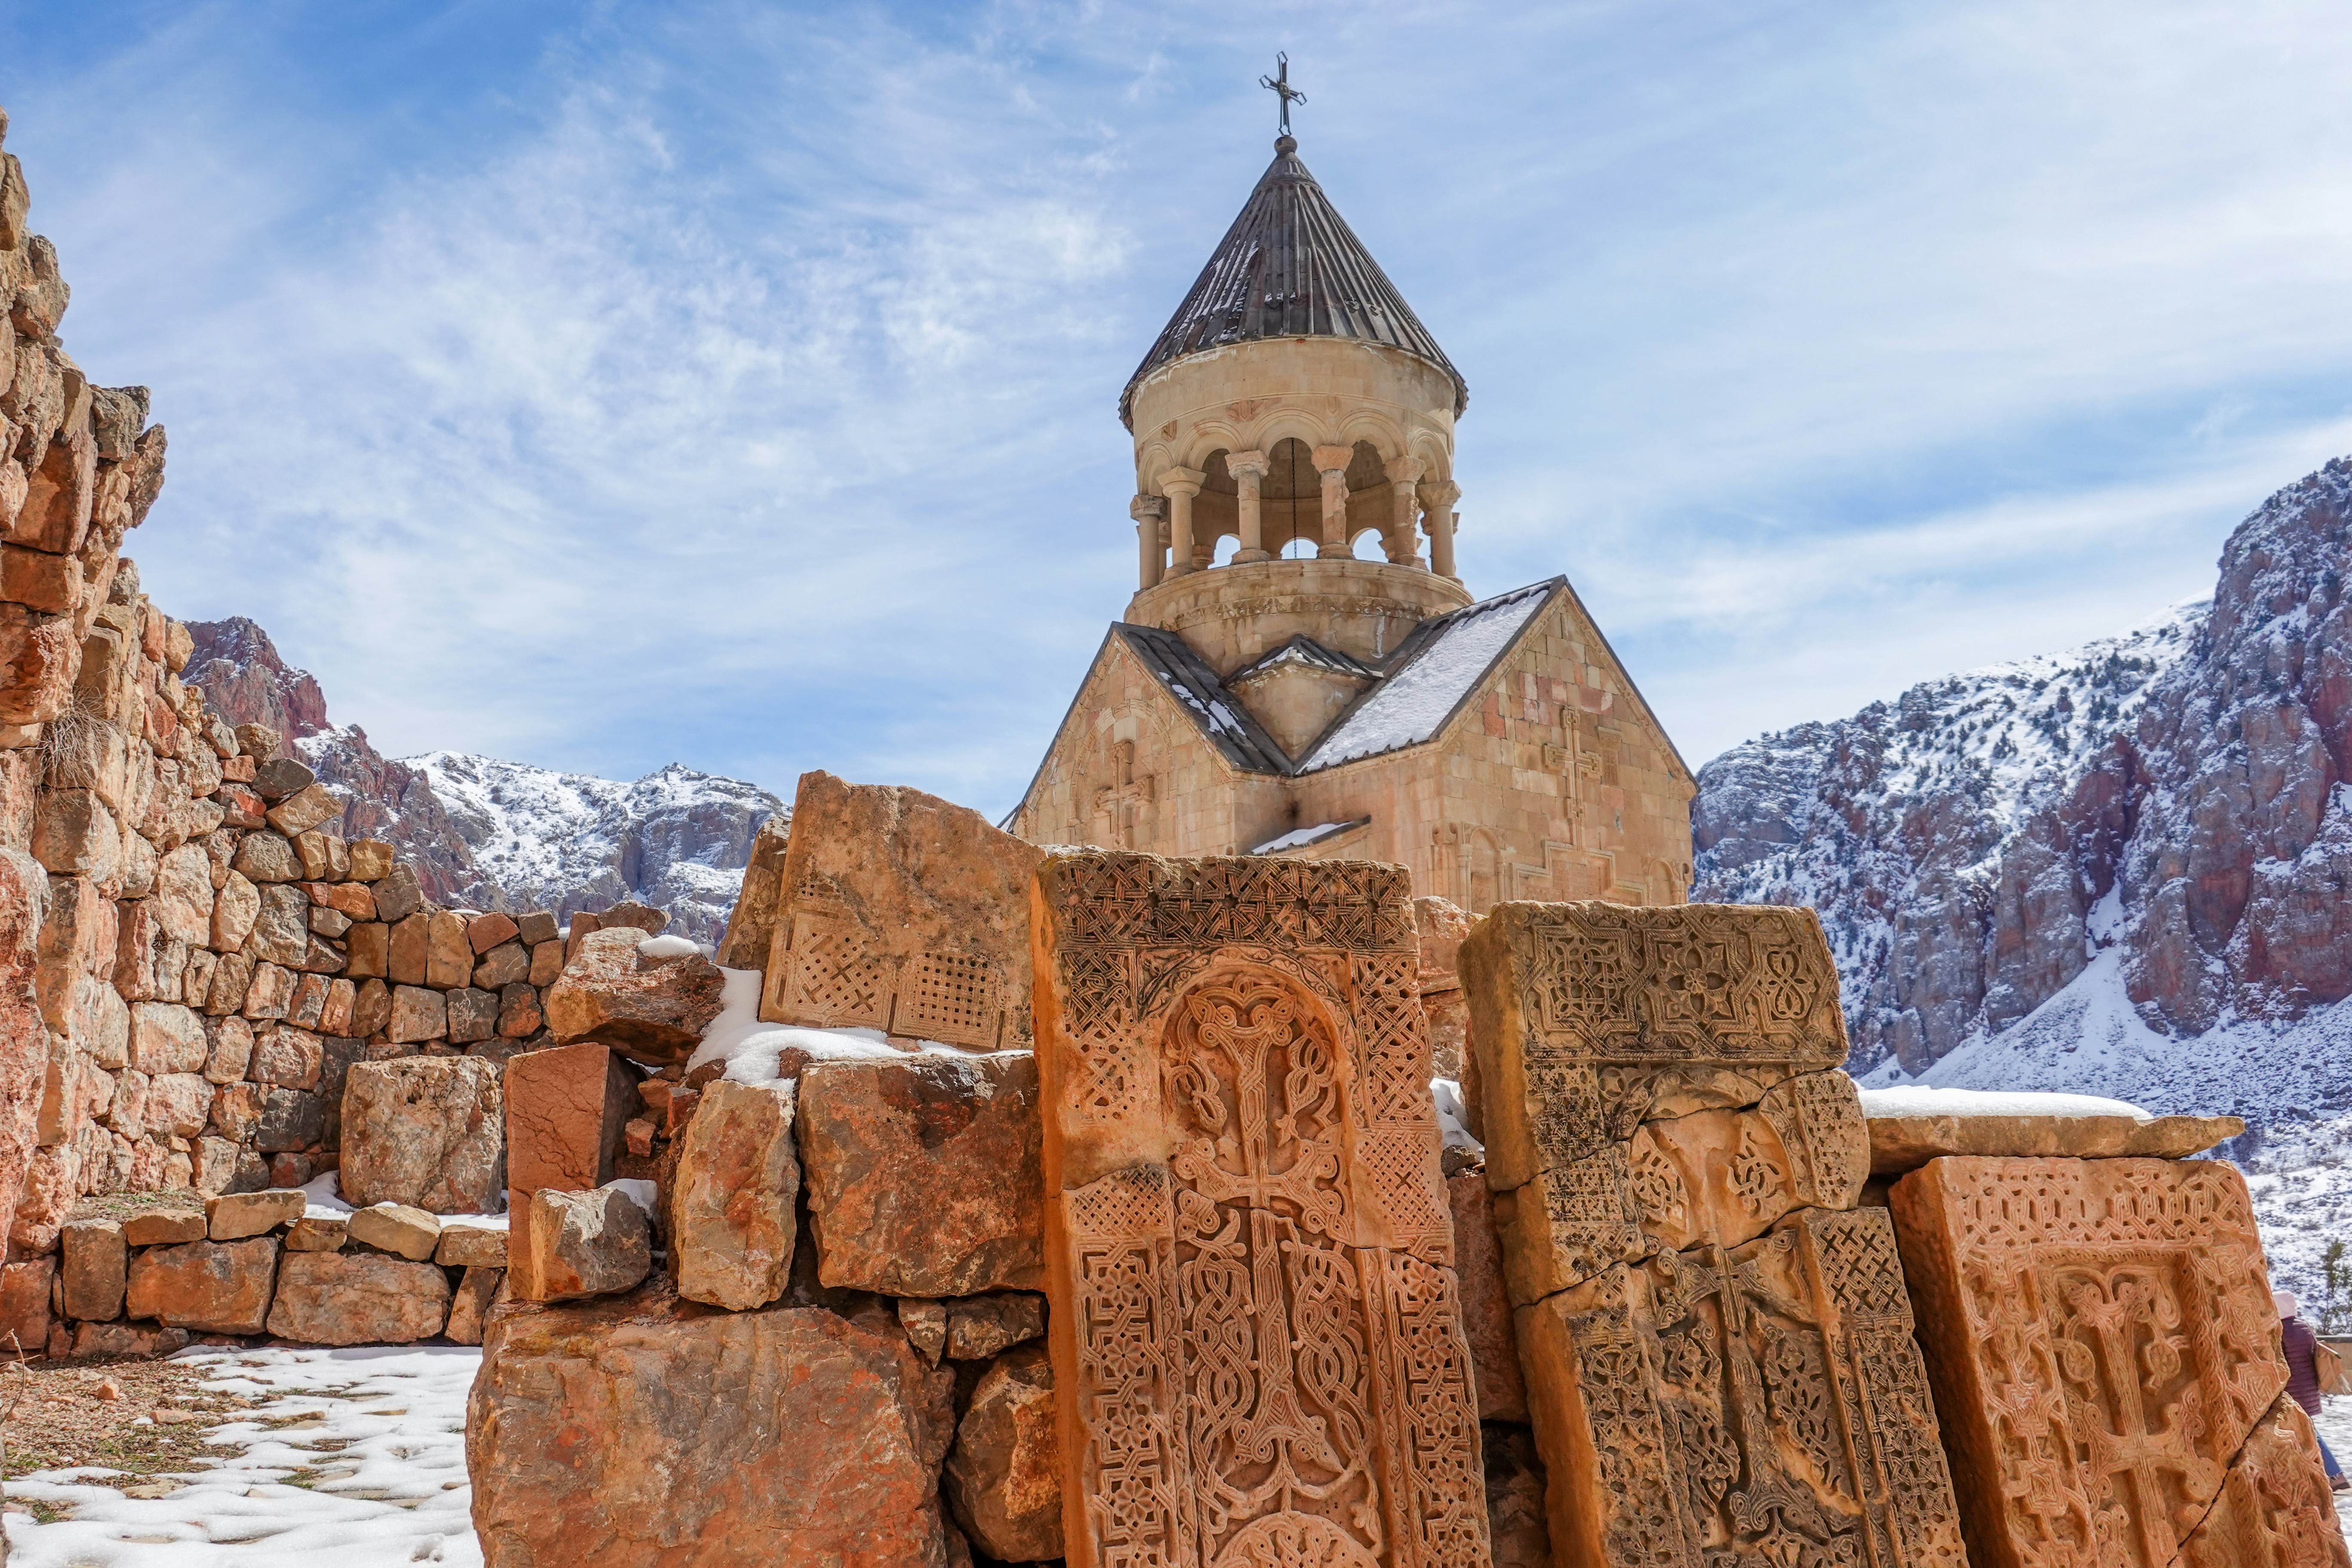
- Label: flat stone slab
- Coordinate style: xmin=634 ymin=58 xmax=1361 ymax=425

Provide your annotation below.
xmin=1859 ymin=1086 xmax=2241 ymax=1175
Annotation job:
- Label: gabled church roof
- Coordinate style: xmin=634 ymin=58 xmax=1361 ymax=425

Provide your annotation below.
xmin=1119 ymin=136 xmax=1468 ymax=429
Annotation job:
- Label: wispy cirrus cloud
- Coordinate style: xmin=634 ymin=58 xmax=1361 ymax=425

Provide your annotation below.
xmin=5 ymin=0 xmax=2352 ymax=808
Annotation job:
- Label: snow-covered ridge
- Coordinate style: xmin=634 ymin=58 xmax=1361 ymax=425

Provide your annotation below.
xmin=405 ymin=752 xmax=786 ymax=942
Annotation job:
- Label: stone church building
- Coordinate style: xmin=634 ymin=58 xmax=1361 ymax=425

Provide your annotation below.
xmin=1008 ymin=131 xmax=1694 ymax=912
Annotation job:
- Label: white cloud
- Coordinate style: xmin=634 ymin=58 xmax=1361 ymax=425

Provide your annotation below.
xmin=8 ymin=0 xmax=2352 ymax=807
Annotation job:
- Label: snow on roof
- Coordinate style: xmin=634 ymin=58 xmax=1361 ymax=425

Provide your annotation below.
xmin=1250 ymin=818 xmax=1371 ymax=854
xmin=1301 ymin=582 xmax=1555 ymax=771
xmin=1228 ymin=635 xmax=1380 ymax=684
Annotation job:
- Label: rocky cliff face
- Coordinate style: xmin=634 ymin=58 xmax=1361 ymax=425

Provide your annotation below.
xmin=1695 ymin=457 xmax=2352 ymax=1311
xmin=1699 ymin=457 xmax=2352 ymax=1084
xmin=184 ymin=617 xmax=784 ymax=939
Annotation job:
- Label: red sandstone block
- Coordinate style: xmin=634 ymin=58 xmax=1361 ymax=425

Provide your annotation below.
xmin=505 ymin=1041 xmax=634 ymax=1199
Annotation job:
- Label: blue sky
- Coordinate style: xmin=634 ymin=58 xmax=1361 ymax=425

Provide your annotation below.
xmin=6 ymin=0 xmax=2352 ymax=816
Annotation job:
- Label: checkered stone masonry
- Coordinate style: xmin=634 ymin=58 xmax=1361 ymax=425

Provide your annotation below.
xmin=1033 ymin=851 xmax=1488 ymax=1568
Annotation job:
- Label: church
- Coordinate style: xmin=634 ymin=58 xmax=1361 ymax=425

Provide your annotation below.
xmin=1007 ymin=124 xmax=1694 ymax=913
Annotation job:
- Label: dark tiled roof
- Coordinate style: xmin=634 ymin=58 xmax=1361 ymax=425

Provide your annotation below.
xmin=1226 ymin=634 xmax=1380 ymax=684
xmin=1114 ymin=624 xmax=1294 ymax=774
xmin=1120 ymin=137 xmax=1467 ymax=429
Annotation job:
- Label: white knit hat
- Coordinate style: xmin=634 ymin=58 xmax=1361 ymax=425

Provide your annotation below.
xmin=2275 ymin=1290 xmax=2300 ymax=1319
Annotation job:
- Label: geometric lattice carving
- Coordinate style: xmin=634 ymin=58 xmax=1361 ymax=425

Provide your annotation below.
xmin=1035 ymin=850 xmax=1488 ymax=1568
xmin=1464 ymin=900 xmax=1963 ymax=1568
xmin=1890 ymin=1156 xmax=2343 ymax=1568
xmin=758 ymin=770 xmax=1039 ymax=1050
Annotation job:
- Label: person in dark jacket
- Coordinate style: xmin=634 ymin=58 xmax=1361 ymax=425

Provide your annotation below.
xmin=2276 ymin=1290 xmax=2348 ymax=1491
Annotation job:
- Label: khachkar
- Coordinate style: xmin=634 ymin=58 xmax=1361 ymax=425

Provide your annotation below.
xmin=1460 ymin=900 xmax=1967 ymax=1568
xmin=1030 ymin=851 xmax=1489 ymax=1568
xmin=1893 ymin=1156 xmax=2349 ymax=1568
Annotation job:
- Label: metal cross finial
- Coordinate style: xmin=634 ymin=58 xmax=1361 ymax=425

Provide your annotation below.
xmin=1259 ymin=53 xmax=1305 ymax=138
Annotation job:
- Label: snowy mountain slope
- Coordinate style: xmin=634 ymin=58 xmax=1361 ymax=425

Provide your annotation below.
xmin=184 ymin=616 xmax=784 ymax=939
xmin=407 ymin=752 xmax=784 ymax=941
xmin=1697 ymin=455 xmax=2352 ymax=1320
xmin=1696 ymin=603 xmax=2202 ymax=1072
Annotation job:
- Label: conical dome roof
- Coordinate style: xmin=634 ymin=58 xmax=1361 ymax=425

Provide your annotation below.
xmin=1120 ymin=135 xmax=1467 ymax=429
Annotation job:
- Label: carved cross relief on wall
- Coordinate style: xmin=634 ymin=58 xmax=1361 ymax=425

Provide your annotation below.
xmin=1034 ymin=852 xmax=1490 ymax=1568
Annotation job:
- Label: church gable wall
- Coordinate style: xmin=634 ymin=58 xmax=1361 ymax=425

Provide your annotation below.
xmin=1281 ymin=593 xmax=1694 ymax=911
xmin=1010 ymin=639 xmax=1284 ymax=856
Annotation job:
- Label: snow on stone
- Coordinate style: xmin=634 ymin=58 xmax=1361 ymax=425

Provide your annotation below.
xmin=300 ymin=1170 xmax=505 ymax=1225
xmin=1855 ymin=1085 xmax=2152 ymax=1121
xmin=686 ymin=965 xmax=962 ymax=1083
xmin=3 ymin=1347 xmax=482 ymax=1565
xmin=407 ymin=752 xmax=784 ymax=942
xmin=1431 ymin=1078 xmax=1482 ymax=1162
xmin=1303 ymin=584 xmax=1552 ymax=771
xmin=1252 ymin=821 xmax=1363 ymax=854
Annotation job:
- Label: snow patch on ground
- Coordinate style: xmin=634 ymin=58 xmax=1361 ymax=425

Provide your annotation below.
xmin=3 ymin=1347 xmax=482 ymax=1566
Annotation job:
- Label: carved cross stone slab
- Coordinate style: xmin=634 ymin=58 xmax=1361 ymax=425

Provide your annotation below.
xmin=758 ymin=770 xmax=1042 ymax=1050
xmin=1462 ymin=900 xmax=1966 ymax=1568
xmin=1032 ymin=851 xmax=1490 ymax=1568
xmin=1891 ymin=1156 xmax=2347 ymax=1568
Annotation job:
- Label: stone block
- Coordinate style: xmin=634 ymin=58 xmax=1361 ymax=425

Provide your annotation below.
xmin=386 ymin=983 xmax=445 ymax=1043
xmin=1891 ymin=1156 xmax=2314 ymax=1568
xmin=670 ymin=1078 xmax=798 ymax=1311
xmin=1862 ymin=1090 xmax=2244 ymax=1176
xmin=255 ymin=1087 xmax=325 ymax=1152
xmin=346 ymin=1200 xmax=441 ymax=1261
xmin=345 ymin=919 xmax=387 ymax=978
xmin=517 ymin=1184 xmax=652 ymax=1303
xmin=61 ymin=1216 xmax=125 ymax=1320
xmin=0 ymin=1257 xmax=53 ymax=1357
xmin=1464 ymin=901 xmax=1963 ymax=1568
xmin=505 ymin=1041 xmax=634 ymax=1197
xmin=250 ymin=1023 xmax=322 ymax=1088
xmin=798 ymin=1050 xmax=1042 ymax=1298
xmin=544 ymin=926 xmax=725 ymax=1065
xmin=266 ymin=1250 xmax=450 ymax=1344
xmin=467 ymin=1281 xmax=957 ymax=1568
xmin=1516 ymin=1207 xmax=1963 ymax=1568
xmin=758 ymin=770 xmax=1038 ymax=1050
xmin=444 ymin=1264 xmax=502 ymax=1346
xmin=2177 ymin=1392 xmax=2352 ymax=1568
xmin=122 ymin=1207 xmax=206 ymax=1246
xmin=286 ymin=1213 xmax=346 ymax=1252
xmin=152 ymin=843 xmax=213 ymax=946
xmin=348 ymin=839 xmax=394 ymax=882
xmin=495 ymin=980 xmax=542 ymax=1038
xmin=287 ymin=971 xmax=331 ymax=1027
xmin=436 ymin=1220 xmax=507 ymax=1268
xmin=446 ymin=985 xmax=496 ymax=1043
xmin=31 ymin=788 xmax=116 ymax=879
xmin=230 ymin=830 xmax=300 ymax=883
xmin=898 ymin=1296 xmax=947 ymax=1363
xmin=251 ymin=756 xmax=314 ymax=803
xmin=516 ymin=909 xmax=559 ymax=946
xmin=528 ymin=937 xmax=563 ymax=986
xmin=128 ymin=999 xmax=205 ymax=1073
xmin=208 ymin=1187 xmax=305 ymax=1239
xmin=945 ymin=1342 xmax=1062 ymax=1563
xmin=1448 ymin=1172 xmax=1527 ymax=1424
xmin=202 ymin=1014 xmax=252 ymax=1083
xmin=426 ymin=909 xmax=470 ymax=987
xmin=943 ymin=1291 xmax=1044 ymax=1362
xmin=263 ymin=781 xmax=339 ymax=838
xmin=370 ymin=861 xmax=423 ymax=922
xmin=241 ymin=960 xmax=295 ymax=1020
xmin=73 ymin=1321 xmax=190 ymax=1360
xmin=125 ymin=1237 xmax=278 ymax=1333
xmin=248 ymin=882 xmax=310 ymax=968
xmin=389 ymin=912 xmax=428 ymax=984
xmin=467 ymin=911 xmax=518 ymax=953
xmin=350 ymin=976 xmax=392 ymax=1038
xmin=339 ymin=1056 xmax=503 ymax=1212
xmin=306 ymin=880 xmax=374 ymax=921
xmin=1031 ymin=851 xmax=1489 ymax=1566
xmin=715 ymin=811 xmax=790 ymax=970
xmin=473 ymin=939 xmax=529 ymax=989
xmin=318 ymin=977 xmax=355 ymax=1035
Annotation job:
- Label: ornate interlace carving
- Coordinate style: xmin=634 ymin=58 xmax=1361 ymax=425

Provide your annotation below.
xmin=1891 ymin=1157 xmax=2340 ymax=1568
xmin=1037 ymin=852 xmax=1485 ymax=1568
